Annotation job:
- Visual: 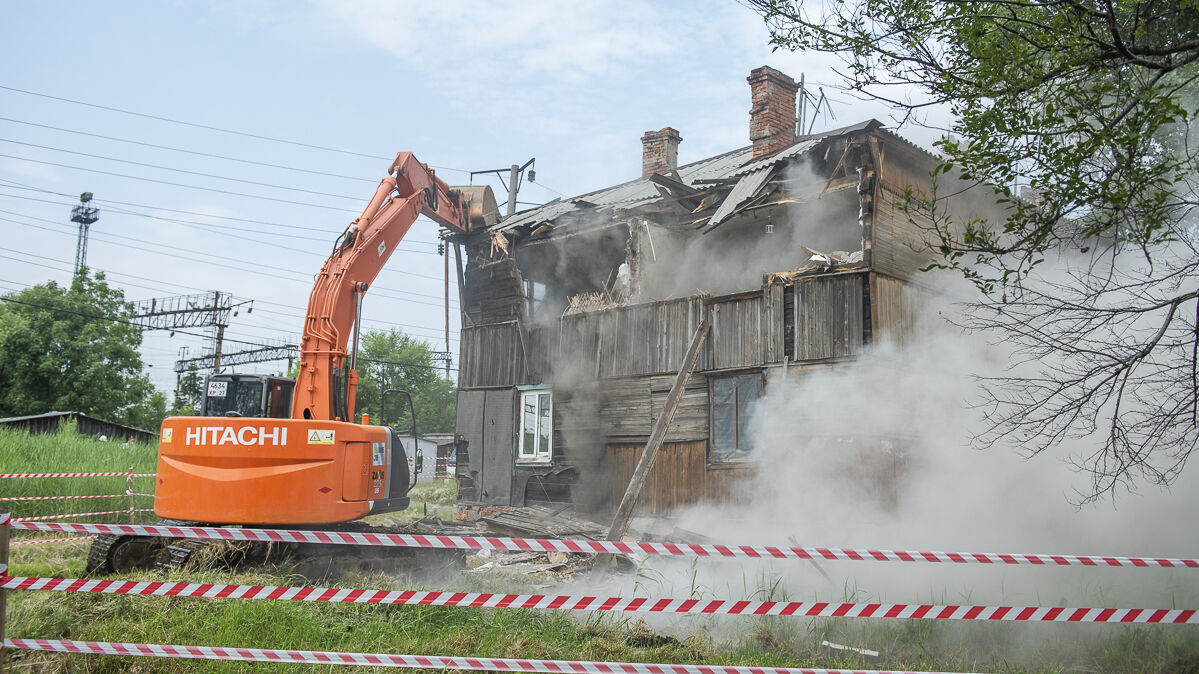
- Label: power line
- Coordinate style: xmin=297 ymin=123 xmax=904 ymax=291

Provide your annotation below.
xmin=0 ymin=295 xmax=456 ymax=372
xmin=0 ymin=269 xmax=459 ymax=344
xmin=0 ymin=218 xmax=454 ymax=304
xmin=0 ymin=184 xmax=441 ymax=249
xmin=0 ymin=153 xmax=355 ymax=212
xmin=0 ymin=137 xmax=364 ymax=201
xmin=0 ymin=116 xmax=377 ymax=183
xmin=0 ymin=83 xmax=470 ymax=174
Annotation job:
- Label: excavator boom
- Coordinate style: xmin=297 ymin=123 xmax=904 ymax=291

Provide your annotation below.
xmin=153 ymin=153 xmax=497 ymax=525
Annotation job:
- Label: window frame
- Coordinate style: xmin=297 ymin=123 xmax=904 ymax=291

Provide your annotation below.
xmin=708 ymin=370 xmax=764 ymax=464
xmin=516 ymin=388 xmax=553 ymax=464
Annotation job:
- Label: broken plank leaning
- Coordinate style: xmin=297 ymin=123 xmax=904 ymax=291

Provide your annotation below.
xmin=605 ymin=318 xmax=711 ymax=545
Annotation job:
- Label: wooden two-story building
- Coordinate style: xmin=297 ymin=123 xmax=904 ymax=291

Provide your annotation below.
xmin=447 ymin=66 xmax=980 ymax=520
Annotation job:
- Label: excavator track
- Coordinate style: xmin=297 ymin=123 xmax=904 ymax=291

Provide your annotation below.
xmin=85 ymin=533 xmax=164 ymax=575
xmin=87 ymin=517 xmax=476 ymax=579
xmin=155 ymin=536 xmax=210 ymax=573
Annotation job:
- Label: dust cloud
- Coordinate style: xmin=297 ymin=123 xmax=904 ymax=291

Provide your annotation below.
xmin=632 ymin=162 xmax=863 ymax=300
xmin=592 ymin=277 xmax=1199 ymax=662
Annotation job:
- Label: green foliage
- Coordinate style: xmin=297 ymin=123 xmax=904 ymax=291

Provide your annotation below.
xmin=751 ymin=0 xmax=1199 ymax=289
xmin=750 ymin=0 xmax=1199 ymax=497
xmin=353 ymin=328 xmax=455 ymax=433
xmin=0 ymin=272 xmax=164 ymax=429
xmin=171 ymin=364 xmax=204 ymax=416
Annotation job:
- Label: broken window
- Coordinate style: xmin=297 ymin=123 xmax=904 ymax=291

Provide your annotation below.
xmin=518 ymin=389 xmax=553 ymax=463
xmin=710 ymin=373 xmax=762 ymax=462
xmin=524 ymin=279 xmax=547 ymax=320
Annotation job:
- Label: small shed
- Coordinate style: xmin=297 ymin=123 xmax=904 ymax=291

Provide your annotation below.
xmin=0 ymin=411 xmax=155 ymax=444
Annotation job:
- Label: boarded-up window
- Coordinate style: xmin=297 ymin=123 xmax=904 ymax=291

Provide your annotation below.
xmin=710 ymin=373 xmax=761 ymax=461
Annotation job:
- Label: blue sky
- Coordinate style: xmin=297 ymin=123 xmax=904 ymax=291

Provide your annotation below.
xmin=0 ymin=1 xmax=940 ymax=396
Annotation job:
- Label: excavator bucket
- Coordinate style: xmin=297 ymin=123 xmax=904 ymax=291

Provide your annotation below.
xmin=453 ymin=185 xmax=500 ymax=230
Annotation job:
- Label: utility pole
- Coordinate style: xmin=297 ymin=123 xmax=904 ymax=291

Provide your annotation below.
xmin=442 ymin=240 xmax=451 ymax=380
xmin=471 ymin=158 xmax=535 ymax=218
xmin=70 ymin=192 xmax=99 ymax=278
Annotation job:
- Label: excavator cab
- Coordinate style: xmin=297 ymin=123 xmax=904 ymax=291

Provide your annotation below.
xmin=201 ymin=374 xmax=295 ymax=419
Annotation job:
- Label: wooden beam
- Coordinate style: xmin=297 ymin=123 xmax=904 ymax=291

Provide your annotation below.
xmin=605 ymin=318 xmax=711 ymax=542
xmin=452 ymin=242 xmax=475 ymax=328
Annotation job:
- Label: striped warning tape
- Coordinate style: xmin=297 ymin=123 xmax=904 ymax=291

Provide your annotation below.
xmin=0 ymin=494 xmax=132 ymax=502
xmin=11 ymin=521 xmax=1199 ymax=569
xmin=11 ymin=536 xmax=95 ymax=547
xmin=0 ymin=472 xmax=155 ymax=479
xmin=3 ymin=577 xmax=1196 ymax=623
xmin=5 ymin=638 xmax=965 ymax=673
xmin=14 ymin=509 xmax=155 ymax=522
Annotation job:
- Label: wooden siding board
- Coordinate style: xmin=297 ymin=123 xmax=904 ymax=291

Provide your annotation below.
xmin=601 ymin=440 xmax=754 ymax=516
xmin=792 ymin=275 xmax=864 ymax=361
xmin=459 ymin=322 xmax=523 ymax=388
xmin=872 ymin=188 xmax=939 ymax=279
xmin=709 ymin=295 xmax=764 ymax=370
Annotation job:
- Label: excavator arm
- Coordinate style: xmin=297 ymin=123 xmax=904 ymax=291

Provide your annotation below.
xmin=152 ymin=152 xmax=496 ymax=526
xmin=293 ymin=152 xmax=497 ymax=422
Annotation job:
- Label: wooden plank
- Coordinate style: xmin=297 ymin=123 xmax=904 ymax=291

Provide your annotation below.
xmin=606 ymin=319 xmax=711 ymax=542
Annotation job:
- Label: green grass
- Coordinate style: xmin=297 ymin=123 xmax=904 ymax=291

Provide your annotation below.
xmin=0 ymin=423 xmax=158 ymax=528
xmin=3 ymin=429 xmax=1198 ymax=672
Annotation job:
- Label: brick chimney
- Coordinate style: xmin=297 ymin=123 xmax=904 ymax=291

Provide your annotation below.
xmin=747 ymin=66 xmax=798 ymax=158
xmin=641 ymin=127 xmax=682 ymax=177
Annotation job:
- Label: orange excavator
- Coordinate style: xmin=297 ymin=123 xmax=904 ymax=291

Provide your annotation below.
xmin=87 ymin=153 xmax=497 ymax=573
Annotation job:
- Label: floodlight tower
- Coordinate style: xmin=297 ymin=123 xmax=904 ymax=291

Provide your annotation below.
xmin=70 ymin=192 xmax=99 ymax=278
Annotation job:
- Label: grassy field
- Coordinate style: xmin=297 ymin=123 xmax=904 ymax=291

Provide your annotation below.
xmin=3 ymin=428 xmax=1198 ymax=672
xmin=0 ymin=423 xmax=158 ymax=528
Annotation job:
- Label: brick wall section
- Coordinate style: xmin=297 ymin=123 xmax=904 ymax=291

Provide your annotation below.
xmin=641 ymin=127 xmax=682 ymax=177
xmin=748 ymin=66 xmax=798 ymax=158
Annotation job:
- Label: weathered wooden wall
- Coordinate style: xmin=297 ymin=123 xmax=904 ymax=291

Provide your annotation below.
xmin=558 ymin=298 xmax=709 ymax=379
xmin=597 ymin=374 xmax=709 ymax=442
xmin=792 ymin=273 xmax=864 ymax=360
xmin=604 ymin=441 xmax=755 ymax=515
xmin=463 ymin=258 xmax=524 ymax=324
xmin=458 ymin=322 xmax=524 ymax=388
xmin=871 ymin=273 xmax=933 ymax=347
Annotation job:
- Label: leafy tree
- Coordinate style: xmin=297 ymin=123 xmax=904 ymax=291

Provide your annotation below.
xmin=0 ymin=272 xmax=164 ymax=429
xmin=353 ymin=328 xmax=455 ymax=434
xmin=749 ymin=0 xmax=1199 ymax=499
xmin=172 ymin=364 xmax=204 ymax=415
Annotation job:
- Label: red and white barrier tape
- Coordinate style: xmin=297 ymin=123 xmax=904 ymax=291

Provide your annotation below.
xmin=0 ymin=494 xmax=131 ymax=502
xmin=5 ymin=638 xmax=961 ymax=673
xmin=14 ymin=509 xmax=154 ymax=522
xmin=125 ymin=492 xmax=154 ymax=498
xmin=11 ymin=536 xmax=95 ymax=546
xmin=0 ymin=472 xmax=155 ymax=479
xmin=11 ymin=521 xmax=1199 ymax=569
xmin=4 ymin=576 xmax=1196 ymax=624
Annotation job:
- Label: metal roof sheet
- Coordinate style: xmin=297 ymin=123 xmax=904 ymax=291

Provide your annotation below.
xmin=491 ymin=120 xmax=903 ymax=236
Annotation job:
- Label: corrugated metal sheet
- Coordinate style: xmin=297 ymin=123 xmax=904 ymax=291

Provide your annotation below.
xmin=730 ymin=139 xmax=821 ymax=177
xmin=494 ymin=147 xmax=756 ymax=233
xmin=706 ymin=166 xmax=773 ymax=229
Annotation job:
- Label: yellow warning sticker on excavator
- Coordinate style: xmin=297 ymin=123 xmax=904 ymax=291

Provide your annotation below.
xmin=307 ymin=429 xmax=336 ymax=445
xmin=161 ymin=428 xmax=173 ymax=443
